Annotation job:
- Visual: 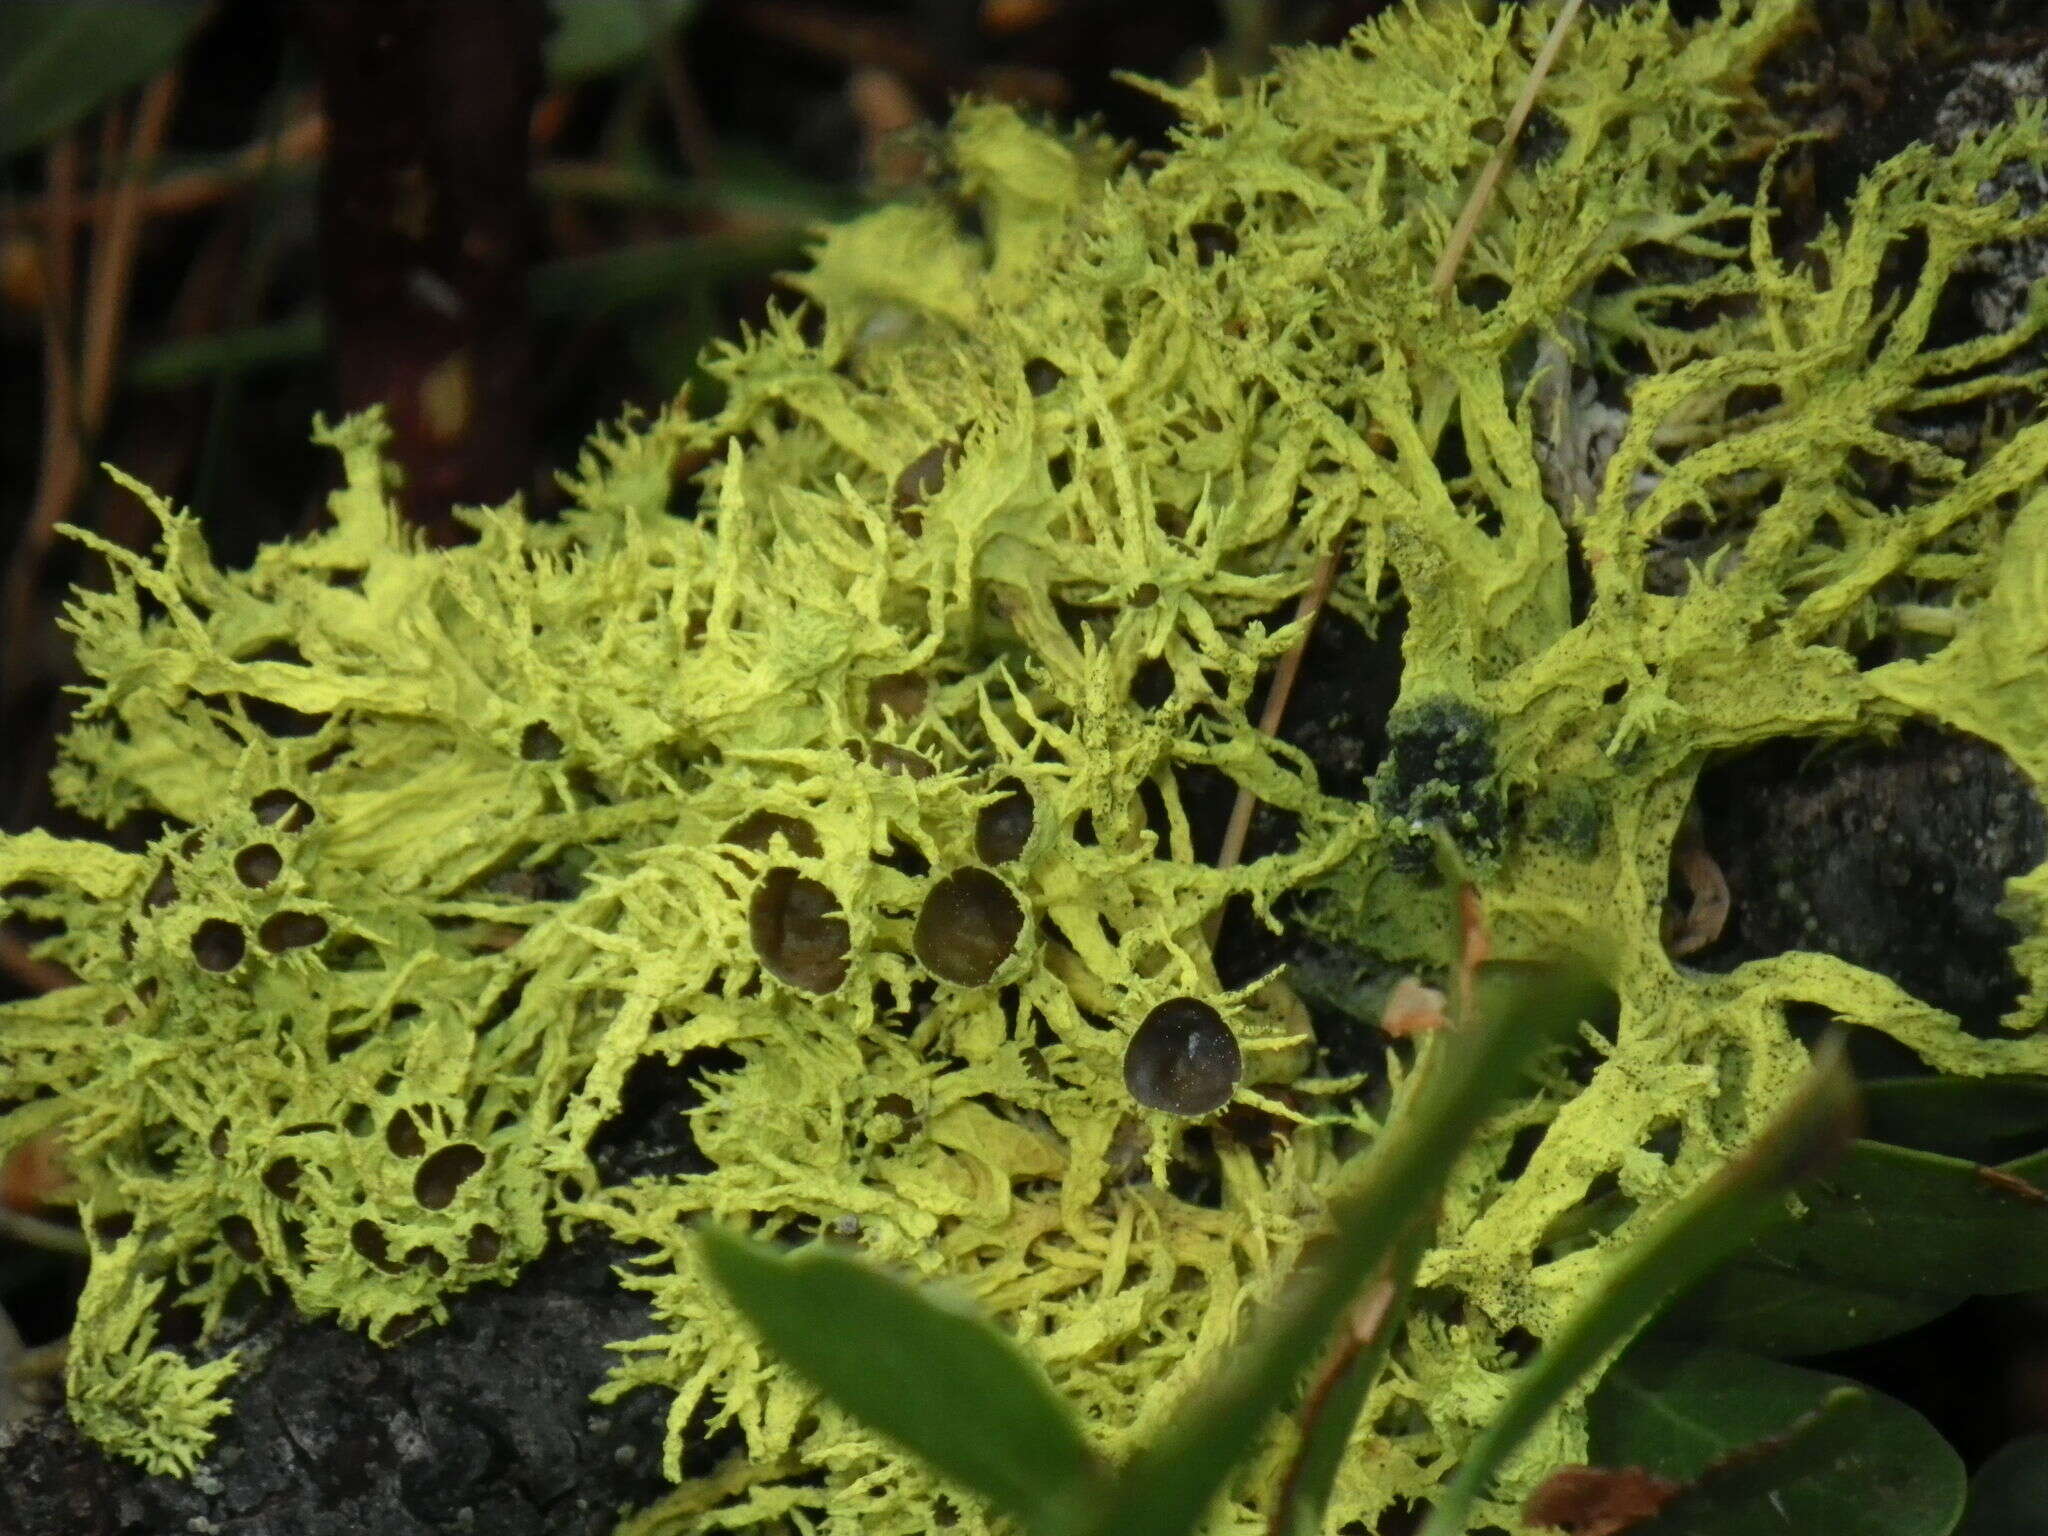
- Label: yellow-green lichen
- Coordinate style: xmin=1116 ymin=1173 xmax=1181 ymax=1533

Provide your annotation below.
xmin=5 ymin=0 xmax=2048 ymax=1529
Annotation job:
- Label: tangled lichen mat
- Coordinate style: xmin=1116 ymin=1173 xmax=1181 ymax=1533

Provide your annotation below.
xmin=6 ymin=0 xmax=2048 ymax=1530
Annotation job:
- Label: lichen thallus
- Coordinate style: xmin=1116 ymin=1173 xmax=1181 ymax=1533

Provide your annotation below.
xmin=1192 ymin=4 xmax=1590 ymax=1524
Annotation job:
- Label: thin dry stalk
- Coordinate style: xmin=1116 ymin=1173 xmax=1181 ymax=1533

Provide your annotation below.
xmin=1210 ymin=0 xmax=1586 ymax=893
xmin=1 ymin=110 xmax=323 ymax=234
xmin=1430 ymin=0 xmax=1587 ymax=294
xmin=4 ymin=74 xmax=180 ymax=720
xmin=640 ymin=0 xmax=720 ymax=179
xmin=79 ymin=71 xmax=182 ymax=435
xmin=0 ymin=930 xmax=73 ymax=994
xmin=3 ymin=138 xmax=83 ymax=715
xmin=0 ymin=1210 xmax=88 ymax=1257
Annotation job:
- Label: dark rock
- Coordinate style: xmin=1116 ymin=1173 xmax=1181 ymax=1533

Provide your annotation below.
xmin=0 ymin=1241 xmax=679 ymax=1536
xmin=1692 ymin=724 xmax=2045 ymax=1030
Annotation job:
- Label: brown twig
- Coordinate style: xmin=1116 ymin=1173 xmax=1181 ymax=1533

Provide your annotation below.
xmin=1974 ymin=1164 xmax=2048 ymax=1204
xmin=1214 ymin=538 xmax=1348 ymax=879
xmin=80 ymin=71 xmax=183 ymax=440
xmin=2 ymin=74 xmax=179 ymax=721
xmin=2 ymin=138 xmax=82 ymax=718
xmin=1209 ymin=0 xmax=1587 ymax=907
xmin=1268 ymin=1270 xmax=1404 ymax=1536
xmin=1428 ymin=0 xmax=1587 ymax=296
xmin=0 ymin=110 xmax=323 ymax=235
xmin=0 ymin=931 xmax=74 ymax=994
xmin=848 ymin=68 xmax=927 ymax=189
xmin=0 ymin=1212 xmax=87 ymax=1261
xmin=640 ymin=0 xmax=719 ymax=180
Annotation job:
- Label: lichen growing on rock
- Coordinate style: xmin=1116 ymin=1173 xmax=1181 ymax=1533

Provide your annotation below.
xmin=5 ymin=0 xmax=2048 ymax=1530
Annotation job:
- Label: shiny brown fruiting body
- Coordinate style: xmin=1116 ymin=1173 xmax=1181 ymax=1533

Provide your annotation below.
xmin=724 ymin=811 xmax=823 ymax=859
xmin=975 ymin=779 xmax=1035 ymax=865
xmin=1123 ymin=997 xmax=1242 ymax=1117
xmin=913 ymin=868 xmax=1025 ymax=986
xmin=750 ymin=867 xmax=852 ymax=992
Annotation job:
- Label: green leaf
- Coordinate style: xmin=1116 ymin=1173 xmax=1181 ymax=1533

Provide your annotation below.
xmin=1736 ymin=1140 xmax=2048 ymax=1297
xmin=545 ymin=0 xmax=698 ymax=81
xmin=1996 ymin=1143 xmax=2048 ymax=1185
xmin=1084 ymin=959 xmax=1614 ymax=1536
xmin=1656 ymin=1138 xmax=2048 ymax=1358
xmin=1417 ymin=1038 xmax=1859 ymax=1536
xmin=527 ymin=230 xmax=805 ymax=315
xmin=1863 ymin=1075 xmax=2048 ymax=1163
xmin=0 ymin=2 xmax=205 ymax=158
xmin=1652 ymin=1254 xmax=1958 ymax=1357
xmin=1956 ymin=1433 xmax=2048 ymax=1536
xmin=129 ymin=231 xmax=807 ymax=388
xmin=1272 ymin=1223 xmax=1427 ymax=1536
xmin=699 ymin=1226 xmax=1105 ymax=1536
xmin=534 ymin=144 xmax=856 ymax=223
xmin=1589 ymin=1342 xmax=1966 ymax=1536
xmin=127 ymin=314 xmax=325 ymax=390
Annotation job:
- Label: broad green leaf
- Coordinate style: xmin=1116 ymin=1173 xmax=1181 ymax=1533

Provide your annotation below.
xmin=1956 ymin=1433 xmax=2048 ymax=1536
xmin=527 ymin=231 xmax=804 ymax=315
xmin=699 ymin=1226 xmax=1105 ymax=1536
xmin=1083 ymin=959 xmax=1614 ymax=1536
xmin=1997 ymin=1144 xmax=2048 ymax=1184
xmin=1863 ymin=1076 xmax=2048 ymax=1163
xmin=1739 ymin=1140 xmax=2048 ymax=1297
xmin=1653 ymin=1254 xmax=1958 ymax=1357
xmin=1590 ymin=1343 xmax=1966 ymax=1536
xmin=1657 ymin=1137 xmax=2048 ymax=1359
xmin=0 ymin=1 xmax=205 ymax=158
xmin=129 ymin=231 xmax=807 ymax=388
xmin=1416 ymin=1039 xmax=1859 ymax=1536
xmin=545 ymin=0 xmax=698 ymax=81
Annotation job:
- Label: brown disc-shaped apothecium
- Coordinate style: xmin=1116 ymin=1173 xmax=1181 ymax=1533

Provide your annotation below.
xmin=519 ymin=722 xmax=564 ymax=761
xmin=868 ymin=672 xmax=927 ymax=724
xmin=1124 ymin=997 xmax=1243 ymax=1117
xmin=259 ymin=911 xmax=329 ymax=952
xmin=235 ymin=843 xmax=284 ymax=888
xmin=750 ymin=867 xmax=852 ymax=993
xmin=975 ymin=779 xmax=1035 ymax=865
xmin=849 ymin=740 xmax=935 ymax=779
xmin=142 ymin=862 xmax=178 ymax=911
xmin=250 ymin=788 xmax=314 ymax=830
xmin=724 ymin=811 xmax=823 ymax=859
xmin=892 ymin=442 xmax=960 ymax=528
xmin=414 ymin=1143 xmax=485 ymax=1209
xmin=1024 ymin=357 xmax=1064 ymax=396
xmin=190 ymin=919 xmax=247 ymax=973
xmin=914 ymin=868 xmax=1025 ymax=986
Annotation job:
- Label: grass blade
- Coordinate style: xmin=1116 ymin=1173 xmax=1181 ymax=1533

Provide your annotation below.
xmin=1271 ymin=1220 xmax=1427 ymax=1536
xmin=1082 ymin=959 xmax=1612 ymax=1536
xmin=1417 ymin=1037 xmax=1860 ymax=1536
